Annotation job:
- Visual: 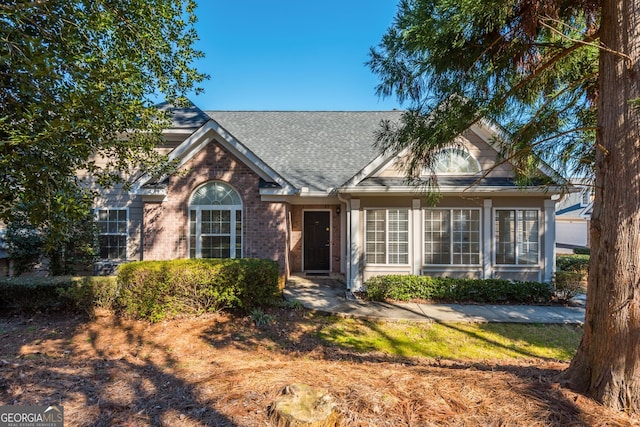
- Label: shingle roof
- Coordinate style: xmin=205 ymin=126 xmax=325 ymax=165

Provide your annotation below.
xmin=206 ymin=111 xmax=404 ymax=191
xmin=157 ymin=101 xmax=211 ymax=130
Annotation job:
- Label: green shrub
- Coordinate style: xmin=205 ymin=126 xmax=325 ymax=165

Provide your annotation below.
xmin=573 ymin=247 xmax=591 ymax=255
xmin=554 ymin=271 xmax=586 ymax=301
xmin=57 ymin=276 xmax=118 ymax=314
xmin=556 ymin=254 xmax=590 ymax=273
xmin=0 ymin=276 xmax=117 ymax=313
xmin=364 ymin=275 xmax=553 ymax=304
xmin=116 ymin=258 xmax=280 ymax=322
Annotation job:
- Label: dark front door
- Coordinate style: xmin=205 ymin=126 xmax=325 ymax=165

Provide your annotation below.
xmin=303 ymin=211 xmax=331 ymax=271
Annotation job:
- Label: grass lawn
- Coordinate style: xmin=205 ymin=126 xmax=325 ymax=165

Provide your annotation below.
xmin=317 ymin=318 xmax=582 ymax=360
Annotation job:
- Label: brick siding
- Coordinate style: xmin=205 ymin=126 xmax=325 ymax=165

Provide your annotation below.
xmin=142 ymin=141 xmax=290 ymax=278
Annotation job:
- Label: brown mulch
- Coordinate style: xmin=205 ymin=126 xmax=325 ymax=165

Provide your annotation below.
xmin=0 ymin=308 xmax=637 ymax=427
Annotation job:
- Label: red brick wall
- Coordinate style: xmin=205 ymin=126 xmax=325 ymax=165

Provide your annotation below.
xmin=142 ymin=141 xmax=290 ymax=278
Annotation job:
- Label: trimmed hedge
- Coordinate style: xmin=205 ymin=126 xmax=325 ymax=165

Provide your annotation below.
xmin=0 ymin=276 xmax=117 ymax=313
xmin=573 ymin=247 xmax=591 ymax=255
xmin=556 ymin=254 xmax=590 ymax=273
xmin=364 ymin=275 xmax=553 ymax=304
xmin=116 ymin=258 xmax=280 ymax=322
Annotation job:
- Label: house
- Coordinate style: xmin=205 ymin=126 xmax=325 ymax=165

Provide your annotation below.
xmin=89 ymin=102 xmax=564 ymax=289
xmin=556 ymin=178 xmax=593 ymax=250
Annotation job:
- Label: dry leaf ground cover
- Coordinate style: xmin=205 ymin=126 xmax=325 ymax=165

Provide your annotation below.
xmin=0 ymin=307 xmax=638 ymax=427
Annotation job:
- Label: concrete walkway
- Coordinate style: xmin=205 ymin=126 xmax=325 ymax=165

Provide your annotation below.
xmin=283 ymin=275 xmax=585 ymax=324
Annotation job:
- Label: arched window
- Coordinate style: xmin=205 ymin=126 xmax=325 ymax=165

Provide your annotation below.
xmin=431 ymin=148 xmax=481 ymax=175
xmin=189 ymin=181 xmax=242 ymax=259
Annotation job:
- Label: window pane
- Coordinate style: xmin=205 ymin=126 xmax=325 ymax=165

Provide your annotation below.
xmin=424 ymin=210 xmax=451 ymax=264
xmin=517 ymin=210 xmax=539 ymax=264
xmin=97 ymin=209 xmax=127 ymax=260
xmin=495 ymin=210 xmax=516 ymax=264
xmin=190 ymin=181 xmax=241 ymax=206
xmin=451 ymin=209 xmax=481 ymax=265
xmin=190 ymin=208 xmax=242 ymax=259
xmin=201 ymin=236 xmax=231 ymax=259
xmin=365 ymin=210 xmax=386 ymax=264
xmin=387 ymin=209 xmax=409 ymax=264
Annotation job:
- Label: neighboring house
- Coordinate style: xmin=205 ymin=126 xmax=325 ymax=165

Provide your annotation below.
xmin=87 ymin=101 xmax=565 ymax=290
xmin=555 ymin=179 xmax=593 ymax=249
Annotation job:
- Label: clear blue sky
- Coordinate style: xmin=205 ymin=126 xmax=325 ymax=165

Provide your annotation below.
xmin=190 ymin=1 xmax=403 ymax=111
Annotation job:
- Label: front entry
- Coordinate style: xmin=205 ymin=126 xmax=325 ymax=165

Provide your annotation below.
xmin=303 ymin=211 xmax=331 ymax=271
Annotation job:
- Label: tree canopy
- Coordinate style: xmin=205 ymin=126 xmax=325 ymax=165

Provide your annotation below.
xmin=0 ymin=0 xmax=206 ymax=259
xmin=369 ymin=0 xmax=640 ymax=415
xmin=369 ymin=0 xmax=599 ymax=183
xmin=0 ymin=0 xmax=205 ymax=220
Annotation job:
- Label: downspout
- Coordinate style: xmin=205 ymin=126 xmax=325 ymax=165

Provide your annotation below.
xmin=336 ymin=191 xmax=351 ymax=289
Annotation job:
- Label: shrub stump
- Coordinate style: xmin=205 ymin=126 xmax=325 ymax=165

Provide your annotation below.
xmin=269 ymin=383 xmax=341 ymax=427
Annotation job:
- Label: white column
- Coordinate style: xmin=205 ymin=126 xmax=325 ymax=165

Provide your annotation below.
xmin=412 ymin=199 xmax=422 ymax=275
xmin=483 ymin=199 xmax=493 ymax=279
xmin=544 ymin=199 xmax=557 ymax=283
xmin=349 ymin=199 xmax=361 ymax=290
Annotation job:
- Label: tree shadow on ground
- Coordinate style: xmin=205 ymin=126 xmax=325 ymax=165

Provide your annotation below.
xmin=200 ymin=307 xmax=604 ymax=427
xmin=0 ymin=313 xmax=238 ymax=426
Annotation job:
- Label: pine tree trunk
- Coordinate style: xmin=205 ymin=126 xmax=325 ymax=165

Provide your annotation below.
xmin=563 ymin=0 xmax=640 ymax=414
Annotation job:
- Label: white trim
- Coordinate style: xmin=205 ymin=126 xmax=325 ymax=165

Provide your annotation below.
xmin=482 ymin=199 xmax=493 ymax=279
xmin=412 ymin=199 xmax=422 ymax=275
xmin=130 ymin=119 xmax=297 ymax=196
xmin=338 ymin=185 xmax=565 ymax=196
xmin=187 ymin=181 xmax=243 ymax=259
xmin=543 ymin=199 xmax=557 ymax=282
xmin=341 ymin=151 xmax=401 ymax=188
xmin=302 ymin=209 xmax=332 ymax=272
xmin=349 ymin=199 xmax=361 ymax=289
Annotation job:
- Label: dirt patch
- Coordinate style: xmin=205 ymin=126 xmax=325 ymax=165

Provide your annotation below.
xmin=0 ymin=308 xmax=637 ymax=426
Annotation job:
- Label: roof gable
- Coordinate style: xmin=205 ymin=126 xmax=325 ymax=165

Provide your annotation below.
xmin=341 ymin=120 xmax=566 ymax=194
xmin=206 ymin=111 xmax=404 ymax=192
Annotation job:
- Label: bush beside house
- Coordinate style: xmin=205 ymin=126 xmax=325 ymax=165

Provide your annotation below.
xmin=364 ymin=275 xmax=554 ymax=304
xmin=554 ymin=253 xmax=589 ymax=301
xmin=117 ymin=259 xmax=280 ymax=321
xmin=0 ymin=258 xmax=280 ymax=321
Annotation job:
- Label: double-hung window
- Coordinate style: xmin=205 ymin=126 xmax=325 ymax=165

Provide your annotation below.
xmin=189 ymin=181 xmax=242 ymax=259
xmin=424 ymin=209 xmax=481 ymax=265
xmin=96 ymin=208 xmax=127 ymax=260
xmin=495 ymin=209 xmax=539 ymax=265
xmin=365 ymin=209 xmax=409 ymax=264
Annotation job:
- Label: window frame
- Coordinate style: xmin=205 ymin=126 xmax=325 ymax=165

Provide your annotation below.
xmin=95 ymin=207 xmax=128 ymax=261
xmin=424 ymin=147 xmax=482 ymax=176
xmin=364 ymin=208 xmax=410 ymax=266
xmin=493 ymin=208 xmax=541 ymax=266
xmin=423 ymin=208 xmax=482 ymax=266
xmin=188 ymin=181 xmax=243 ymax=259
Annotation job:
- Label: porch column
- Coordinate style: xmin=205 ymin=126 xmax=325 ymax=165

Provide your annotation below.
xmin=483 ymin=199 xmax=493 ymax=279
xmin=349 ymin=199 xmax=361 ymax=290
xmin=412 ymin=199 xmax=422 ymax=275
xmin=544 ymin=199 xmax=557 ymax=283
